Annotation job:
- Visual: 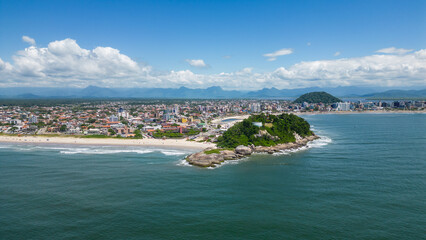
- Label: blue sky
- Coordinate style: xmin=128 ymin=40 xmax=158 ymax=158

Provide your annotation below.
xmin=0 ymin=0 xmax=425 ymax=89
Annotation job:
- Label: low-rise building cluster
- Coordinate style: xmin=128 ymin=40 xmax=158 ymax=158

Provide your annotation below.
xmin=0 ymin=99 xmax=424 ymax=139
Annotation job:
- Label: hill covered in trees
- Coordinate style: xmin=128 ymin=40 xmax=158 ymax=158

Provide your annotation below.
xmin=294 ymin=91 xmax=341 ymax=104
xmin=216 ymin=113 xmax=313 ymax=148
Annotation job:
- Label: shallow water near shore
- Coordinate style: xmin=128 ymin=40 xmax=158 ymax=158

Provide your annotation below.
xmin=1 ymin=113 xmax=425 ymax=239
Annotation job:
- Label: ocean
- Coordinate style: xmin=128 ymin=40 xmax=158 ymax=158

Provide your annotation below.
xmin=0 ymin=113 xmax=425 ymax=239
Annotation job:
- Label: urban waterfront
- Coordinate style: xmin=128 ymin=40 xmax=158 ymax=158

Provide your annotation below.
xmin=1 ymin=113 xmax=425 ymax=239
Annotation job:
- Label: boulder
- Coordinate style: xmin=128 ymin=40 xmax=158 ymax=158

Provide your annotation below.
xmin=221 ymin=150 xmax=238 ymax=160
xmin=235 ymin=145 xmax=252 ymax=155
xmin=186 ymin=152 xmax=224 ymax=167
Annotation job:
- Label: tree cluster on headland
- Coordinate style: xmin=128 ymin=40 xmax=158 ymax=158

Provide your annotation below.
xmin=216 ymin=113 xmax=313 ymax=148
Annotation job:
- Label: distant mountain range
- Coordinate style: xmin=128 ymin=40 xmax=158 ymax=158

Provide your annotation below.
xmin=362 ymin=89 xmax=426 ymax=99
xmin=0 ymin=86 xmax=425 ymax=99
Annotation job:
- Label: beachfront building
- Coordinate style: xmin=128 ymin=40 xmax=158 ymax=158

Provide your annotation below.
xmin=337 ymin=102 xmax=351 ymax=111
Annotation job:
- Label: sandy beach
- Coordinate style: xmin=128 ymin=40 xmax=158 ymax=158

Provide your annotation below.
xmin=0 ymin=135 xmax=215 ymax=150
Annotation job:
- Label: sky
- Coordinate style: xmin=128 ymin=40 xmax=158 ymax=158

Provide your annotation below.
xmin=0 ymin=0 xmax=425 ymax=90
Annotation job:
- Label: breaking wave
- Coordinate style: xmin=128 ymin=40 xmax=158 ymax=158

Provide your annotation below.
xmin=0 ymin=143 xmax=190 ymax=156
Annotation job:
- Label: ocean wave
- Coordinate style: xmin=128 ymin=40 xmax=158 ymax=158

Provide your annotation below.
xmin=272 ymin=135 xmax=332 ymax=155
xmin=59 ymin=148 xmax=189 ymax=156
xmin=210 ymin=157 xmax=249 ymax=169
xmin=161 ymin=150 xmax=190 ymax=156
xmin=177 ymin=159 xmax=192 ymax=167
xmin=307 ymin=136 xmax=332 ymax=148
xmin=60 ymin=148 xmax=155 ymax=155
xmin=0 ymin=143 xmax=190 ymax=156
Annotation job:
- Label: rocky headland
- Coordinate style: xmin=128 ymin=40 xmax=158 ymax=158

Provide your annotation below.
xmin=186 ymin=134 xmax=320 ymax=168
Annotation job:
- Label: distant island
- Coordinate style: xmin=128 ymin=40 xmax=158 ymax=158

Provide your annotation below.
xmin=186 ymin=113 xmax=319 ymax=167
xmin=294 ymin=91 xmax=342 ymax=104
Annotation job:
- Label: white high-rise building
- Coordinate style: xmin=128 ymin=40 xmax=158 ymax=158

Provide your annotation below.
xmin=337 ymin=102 xmax=351 ymax=111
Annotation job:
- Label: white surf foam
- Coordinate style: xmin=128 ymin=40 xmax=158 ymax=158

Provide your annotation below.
xmin=307 ymin=136 xmax=332 ymax=148
xmin=210 ymin=157 xmax=249 ymax=169
xmin=59 ymin=147 xmax=190 ymax=156
xmin=160 ymin=150 xmax=190 ymax=156
xmin=272 ymin=135 xmax=332 ymax=155
xmin=177 ymin=158 xmax=192 ymax=167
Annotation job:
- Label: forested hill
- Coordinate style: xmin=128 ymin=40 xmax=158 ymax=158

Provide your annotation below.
xmin=216 ymin=114 xmax=313 ymax=148
xmin=294 ymin=91 xmax=342 ymax=104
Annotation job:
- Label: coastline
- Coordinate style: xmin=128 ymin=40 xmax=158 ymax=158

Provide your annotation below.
xmin=293 ymin=110 xmax=426 ymax=115
xmin=0 ymin=135 xmax=215 ymax=150
xmin=1 ymin=111 xmax=423 ymax=151
xmin=213 ymin=110 xmax=425 ymax=124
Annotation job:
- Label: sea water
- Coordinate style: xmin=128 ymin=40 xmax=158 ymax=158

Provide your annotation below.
xmin=0 ymin=113 xmax=425 ymax=239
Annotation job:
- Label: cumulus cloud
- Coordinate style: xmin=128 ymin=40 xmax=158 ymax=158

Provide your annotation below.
xmin=3 ymin=38 xmax=150 ymax=87
xmin=0 ymin=38 xmax=425 ymax=90
xmin=376 ymin=47 xmax=413 ymax=55
xmin=263 ymin=48 xmax=293 ymax=61
xmin=185 ymin=59 xmax=207 ymax=67
xmin=22 ymin=36 xmax=36 ymax=45
xmin=334 ymin=51 xmax=341 ymax=56
xmin=269 ymin=50 xmax=426 ymax=88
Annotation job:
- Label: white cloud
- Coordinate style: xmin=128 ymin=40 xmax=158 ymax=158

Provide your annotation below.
xmin=223 ymin=55 xmax=231 ymax=59
xmin=263 ymin=48 xmax=293 ymax=61
xmin=334 ymin=51 xmax=341 ymax=56
xmin=185 ymin=59 xmax=207 ymax=67
xmin=269 ymin=50 xmax=426 ymax=88
xmin=2 ymin=38 xmax=150 ymax=87
xmin=0 ymin=38 xmax=425 ymax=90
xmin=22 ymin=36 xmax=36 ymax=46
xmin=376 ymin=47 xmax=413 ymax=55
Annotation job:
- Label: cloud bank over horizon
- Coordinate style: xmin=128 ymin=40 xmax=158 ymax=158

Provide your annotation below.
xmin=0 ymin=37 xmax=425 ymax=90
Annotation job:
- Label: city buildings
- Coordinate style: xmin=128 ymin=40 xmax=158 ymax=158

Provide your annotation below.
xmin=0 ymin=99 xmax=423 ymax=139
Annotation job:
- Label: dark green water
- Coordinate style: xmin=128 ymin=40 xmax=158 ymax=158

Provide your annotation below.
xmin=1 ymin=114 xmax=425 ymax=239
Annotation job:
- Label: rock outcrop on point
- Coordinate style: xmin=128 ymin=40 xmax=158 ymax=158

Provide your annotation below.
xmin=185 ymin=134 xmax=320 ymax=168
xmin=235 ymin=145 xmax=252 ymax=155
xmin=186 ymin=151 xmax=225 ymax=167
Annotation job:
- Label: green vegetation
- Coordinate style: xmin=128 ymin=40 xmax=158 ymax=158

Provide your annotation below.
xmin=216 ymin=113 xmax=312 ymax=148
xmin=59 ymin=125 xmax=67 ymax=132
xmin=294 ymin=91 xmax=341 ymax=104
xmin=133 ymin=129 xmax=143 ymax=139
xmin=186 ymin=129 xmax=200 ymax=136
xmin=204 ymin=148 xmax=234 ymax=154
xmin=152 ymin=130 xmax=184 ymax=139
xmin=80 ymin=134 xmax=110 ymax=138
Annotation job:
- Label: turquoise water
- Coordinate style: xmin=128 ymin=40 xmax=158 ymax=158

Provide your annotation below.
xmin=1 ymin=114 xmax=425 ymax=239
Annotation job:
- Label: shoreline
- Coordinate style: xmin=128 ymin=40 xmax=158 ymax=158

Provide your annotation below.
xmin=0 ymin=135 xmax=215 ymax=150
xmin=213 ymin=110 xmax=425 ymax=123
xmin=293 ymin=110 xmax=426 ymax=115
xmin=1 ymin=110 xmax=423 ymax=151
